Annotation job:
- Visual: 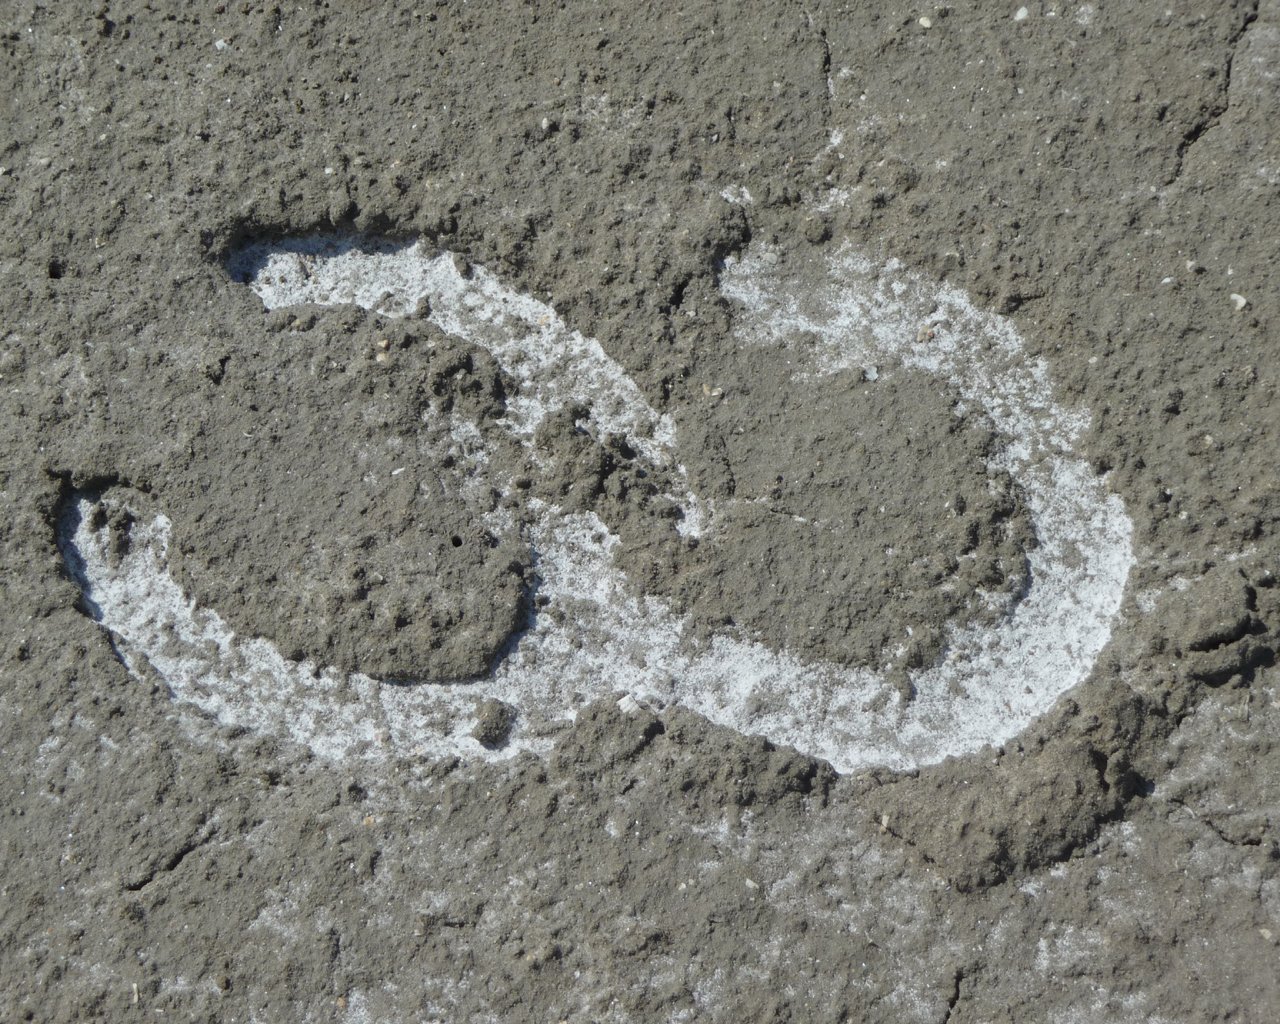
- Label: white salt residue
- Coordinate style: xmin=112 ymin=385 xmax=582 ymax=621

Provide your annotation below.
xmin=61 ymin=233 xmax=1133 ymax=774
xmin=720 ymin=184 xmax=754 ymax=205
xmin=718 ymin=244 xmax=1133 ymax=766
xmin=230 ymin=237 xmax=678 ymax=464
xmin=231 ymin=235 xmax=702 ymax=533
xmin=58 ymin=501 xmax=547 ymax=764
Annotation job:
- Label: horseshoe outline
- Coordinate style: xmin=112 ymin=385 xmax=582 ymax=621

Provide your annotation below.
xmin=59 ymin=230 xmax=1133 ymax=773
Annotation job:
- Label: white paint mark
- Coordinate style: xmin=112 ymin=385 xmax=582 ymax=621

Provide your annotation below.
xmin=60 ymin=232 xmax=1133 ymax=773
xmin=233 ymin=237 xmax=678 ymax=464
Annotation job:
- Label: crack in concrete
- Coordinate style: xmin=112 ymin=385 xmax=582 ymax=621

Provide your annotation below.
xmin=124 ymin=818 xmax=219 ymax=892
xmin=1165 ymin=1 xmax=1262 ymax=186
xmin=1166 ymin=796 xmax=1267 ymax=850
xmin=803 ymin=8 xmax=834 ymax=127
xmin=941 ymin=967 xmax=964 ymax=1024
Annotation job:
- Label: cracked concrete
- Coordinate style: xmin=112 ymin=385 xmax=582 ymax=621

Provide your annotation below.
xmin=1166 ymin=0 xmax=1261 ymax=185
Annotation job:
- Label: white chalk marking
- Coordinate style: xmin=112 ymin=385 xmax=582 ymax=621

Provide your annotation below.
xmin=61 ymin=233 xmax=1133 ymax=772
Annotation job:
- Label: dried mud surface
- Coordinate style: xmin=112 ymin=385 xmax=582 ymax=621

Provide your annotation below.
xmin=2 ymin=2 xmax=1279 ymax=1021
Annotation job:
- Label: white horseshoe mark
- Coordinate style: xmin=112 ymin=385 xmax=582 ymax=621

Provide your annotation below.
xmin=59 ymin=233 xmax=1133 ymax=773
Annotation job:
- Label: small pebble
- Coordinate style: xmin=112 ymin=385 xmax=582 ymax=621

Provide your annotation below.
xmin=1230 ymin=293 xmax=1248 ymax=311
xmin=471 ymin=698 xmax=516 ymax=748
xmin=918 ymin=16 xmax=933 ymax=28
xmin=617 ymin=694 xmax=643 ymax=714
xmin=1014 ymin=6 xmax=1029 ymax=21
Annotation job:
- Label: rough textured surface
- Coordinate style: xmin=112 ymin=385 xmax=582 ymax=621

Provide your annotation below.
xmin=629 ymin=363 xmax=1035 ymax=674
xmin=3 ymin=2 xmax=1279 ymax=1021
xmin=163 ymin=311 xmax=532 ymax=682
